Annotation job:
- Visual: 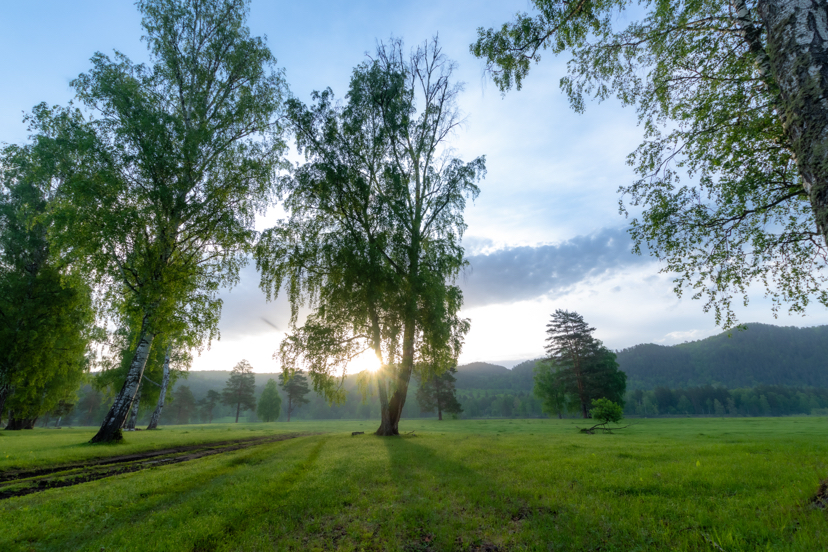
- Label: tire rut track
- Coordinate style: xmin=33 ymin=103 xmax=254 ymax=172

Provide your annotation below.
xmin=0 ymin=432 xmax=310 ymax=500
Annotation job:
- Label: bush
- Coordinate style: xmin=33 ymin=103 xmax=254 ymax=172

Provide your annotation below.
xmin=590 ymin=398 xmax=623 ymax=425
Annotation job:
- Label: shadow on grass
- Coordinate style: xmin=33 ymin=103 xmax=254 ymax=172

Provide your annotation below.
xmin=380 ymin=435 xmax=556 ymax=550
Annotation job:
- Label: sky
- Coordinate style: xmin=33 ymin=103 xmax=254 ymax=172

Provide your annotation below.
xmin=2 ymin=0 xmax=827 ymax=372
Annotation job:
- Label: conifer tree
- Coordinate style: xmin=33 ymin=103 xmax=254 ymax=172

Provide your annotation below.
xmin=542 ymin=310 xmax=626 ymax=418
xmin=278 ymin=371 xmax=310 ymax=422
xmin=416 ymin=366 xmax=463 ymax=420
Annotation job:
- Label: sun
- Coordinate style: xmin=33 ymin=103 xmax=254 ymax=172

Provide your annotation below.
xmin=347 ymin=350 xmax=382 ymax=373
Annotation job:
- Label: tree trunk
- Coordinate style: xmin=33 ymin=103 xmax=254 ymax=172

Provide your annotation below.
xmin=286 ymin=397 xmax=292 ymax=422
xmin=6 ymin=417 xmax=37 ymax=430
xmin=0 ymin=384 xmax=12 ymax=426
xmin=55 ymin=416 xmax=62 ymax=429
xmin=376 ymin=313 xmax=416 ymax=436
xmin=235 ymin=401 xmax=240 ymax=423
xmin=90 ymin=318 xmax=154 ymax=443
xmin=758 ymin=0 xmax=828 ymax=243
xmin=125 ymin=384 xmax=142 ymax=430
xmin=146 ymin=347 xmax=171 ymax=430
xmin=437 ymin=395 xmax=443 ymax=421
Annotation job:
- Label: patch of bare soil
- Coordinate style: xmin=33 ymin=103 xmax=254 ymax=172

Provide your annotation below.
xmin=0 ymin=433 xmax=306 ymax=500
xmin=811 ymin=479 xmax=828 ymax=509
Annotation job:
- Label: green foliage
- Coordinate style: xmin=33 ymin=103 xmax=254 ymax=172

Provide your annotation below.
xmin=16 ymin=0 xmax=289 ymax=435
xmin=222 ymin=360 xmax=257 ymax=422
xmin=0 ymin=143 xmax=96 ymax=421
xmin=544 ymin=310 xmax=627 ymax=417
xmin=589 ymin=398 xmax=623 ymax=425
xmin=471 ymin=0 xmax=825 ymax=327
xmin=627 ymin=384 xmax=828 ymax=417
xmin=257 ymin=379 xmax=282 ymax=422
xmin=255 ymin=37 xmax=484 ymax=433
xmin=533 ymin=362 xmax=567 ymax=418
xmin=415 ymin=366 xmax=463 ymax=420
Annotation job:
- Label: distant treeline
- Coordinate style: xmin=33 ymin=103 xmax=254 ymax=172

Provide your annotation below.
xmin=616 ymin=323 xmax=828 ymax=389
xmin=46 ymin=322 xmax=828 ymax=427
xmin=625 ymin=385 xmax=828 ymax=417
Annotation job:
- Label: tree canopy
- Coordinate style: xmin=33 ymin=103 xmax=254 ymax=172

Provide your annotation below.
xmin=0 ymin=143 xmax=96 ymax=427
xmin=278 ymin=371 xmax=310 ymax=422
xmin=222 ymin=360 xmax=257 ymax=423
xmin=472 ymin=0 xmax=828 ymax=327
xmin=257 ymin=379 xmax=282 ymax=422
xmin=541 ymin=310 xmax=626 ymax=418
xmin=26 ymin=0 xmax=287 ymax=442
xmin=416 ymin=365 xmax=463 ymax=420
xmin=255 ymin=37 xmax=485 ymax=435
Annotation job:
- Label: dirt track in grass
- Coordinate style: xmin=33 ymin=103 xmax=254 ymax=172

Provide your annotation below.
xmin=0 ymin=433 xmax=306 ymax=500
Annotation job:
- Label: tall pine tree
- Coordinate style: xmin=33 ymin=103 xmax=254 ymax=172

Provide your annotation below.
xmin=543 ymin=310 xmax=626 ymax=418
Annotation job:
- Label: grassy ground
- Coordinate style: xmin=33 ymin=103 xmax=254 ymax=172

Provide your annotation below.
xmin=1 ymin=417 xmax=827 ymax=551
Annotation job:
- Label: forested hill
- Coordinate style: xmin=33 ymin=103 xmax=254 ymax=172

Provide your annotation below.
xmin=617 ymin=323 xmax=828 ymax=389
xmin=454 ymin=361 xmax=535 ymax=391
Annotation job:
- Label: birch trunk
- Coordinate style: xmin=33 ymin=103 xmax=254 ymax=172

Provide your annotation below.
xmin=125 ymin=385 xmax=142 ymax=430
xmin=758 ymin=0 xmax=828 ymax=243
xmin=146 ymin=347 xmax=171 ymax=430
xmin=376 ymin=315 xmax=416 ymax=436
xmin=90 ymin=318 xmax=154 ymax=443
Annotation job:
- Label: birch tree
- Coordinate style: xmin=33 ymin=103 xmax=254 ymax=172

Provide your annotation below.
xmin=256 ymin=38 xmax=485 ymax=435
xmin=32 ymin=0 xmax=286 ymax=442
xmin=472 ymin=0 xmax=828 ymax=327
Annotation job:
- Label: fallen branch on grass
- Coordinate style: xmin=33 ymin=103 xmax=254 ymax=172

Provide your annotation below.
xmin=576 ymin=423 xmax=630 ymax=434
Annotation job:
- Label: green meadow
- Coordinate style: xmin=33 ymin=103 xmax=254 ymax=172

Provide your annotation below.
xmin=1 ymin=417 xmax=827 ymax=551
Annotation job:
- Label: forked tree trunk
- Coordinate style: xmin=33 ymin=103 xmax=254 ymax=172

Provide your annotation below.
xmin=146 ymin=347 xmax=171 ymax=430
xmin=758 ymin=0 xmax=828 ymax=243
xmin=90 ymin=319 xmax=154 ymax=443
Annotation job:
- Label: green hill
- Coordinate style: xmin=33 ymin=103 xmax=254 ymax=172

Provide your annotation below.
xmin=616 ymin=323 xmax=828 ymax=389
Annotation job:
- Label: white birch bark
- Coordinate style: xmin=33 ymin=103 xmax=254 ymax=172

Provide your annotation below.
xmin=90 ymin=320 xmax=154 ymax=442
xmin=758 ymin=0 xmax=828 ymax=242
xmin=146 ymin=347 xmax=171 ymax=430
xmin=125 ymin=385 xmax=141 ymax=430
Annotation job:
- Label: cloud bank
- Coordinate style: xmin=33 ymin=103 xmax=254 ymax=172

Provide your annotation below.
xmin=460 ymin=227 xmax=652 ymax=308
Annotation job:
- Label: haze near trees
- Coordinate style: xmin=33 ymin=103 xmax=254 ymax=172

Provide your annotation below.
xmin=256 ymin=38 xmax=485 ymax=435
xmin=472 ymin=0 xmax=828 ymax=327
xmin=278 ymin=371 xmax=310 ymax=422
xmin=222 ymin=360 xmax=257 ymax=423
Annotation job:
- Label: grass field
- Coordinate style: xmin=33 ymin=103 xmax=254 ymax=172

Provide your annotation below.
xmin=1 ymin=417 xmax=827 ymax=551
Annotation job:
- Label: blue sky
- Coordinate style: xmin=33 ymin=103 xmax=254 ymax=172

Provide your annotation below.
xmin=2 ymin=1 xmax=826 ymax=372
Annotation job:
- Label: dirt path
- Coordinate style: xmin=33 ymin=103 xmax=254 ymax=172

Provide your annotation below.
xmin=0 ymin=433 xmax=307 ymax=500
